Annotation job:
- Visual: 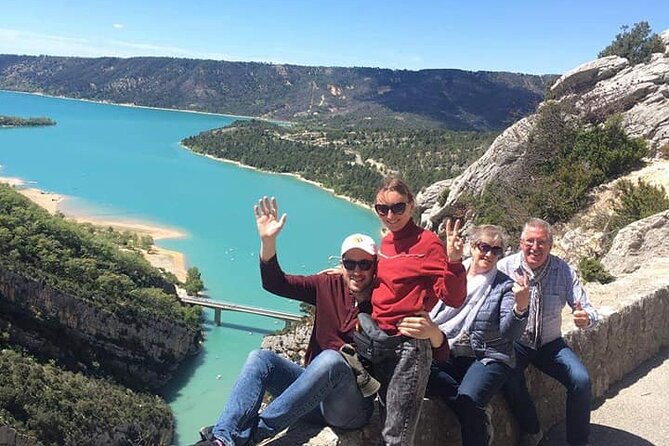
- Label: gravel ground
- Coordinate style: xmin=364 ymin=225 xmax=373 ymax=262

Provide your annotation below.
xmin=540 ymin=346 xmax=669 ymax=446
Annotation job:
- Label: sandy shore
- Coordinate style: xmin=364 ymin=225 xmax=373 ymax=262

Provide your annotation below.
xmin=0 ymin=176 xmax=189 ymax=281
xmin=190 ymin=148 xmax=374 ymax=212
xmin=4 ymin=89 xmax=291 ymax=125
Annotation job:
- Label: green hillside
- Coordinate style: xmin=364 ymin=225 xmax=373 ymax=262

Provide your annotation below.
xmin=0 ymin=54 xmax=553 ymax=131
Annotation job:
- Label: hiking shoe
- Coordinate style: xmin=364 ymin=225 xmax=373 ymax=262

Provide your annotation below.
xmin=189 ymin=439 xmax=225 ymax=446
xmin=519 ymin=428 xmax=544 ymax=446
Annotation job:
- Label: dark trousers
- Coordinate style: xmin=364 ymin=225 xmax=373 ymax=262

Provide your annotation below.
xmin=373 ymin=338 xmax=432 ymax=446
xmin=503 ymin=338 xmax=592 ymax=446
xmin=427 ymin=356 xmax=511 ymax=446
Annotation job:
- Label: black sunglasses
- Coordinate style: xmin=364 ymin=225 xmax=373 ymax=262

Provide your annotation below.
xmin=342 ymin=258 xmax=375 ymax=271
xmin=476 ymin=242 xmax=504 ymax=257
xmin=374 ymin=202 xmax=407 ymax=216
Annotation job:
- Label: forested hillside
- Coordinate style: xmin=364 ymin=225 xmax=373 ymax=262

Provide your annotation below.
xmin=182 ymin=120 xmax=495 ymax=202
xmin=0 ymin=350 xmax=173 ymax=446
xmin=0 ymin=185 xmax=202 ymax=445
xmin=0 ymin=54 xmax=553 ymax=130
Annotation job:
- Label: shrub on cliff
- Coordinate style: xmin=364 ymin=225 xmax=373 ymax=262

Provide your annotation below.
xmin=578 ymin=258 xmax=614 ymax=284
xmin=599 ymin=21 xmax=665 ymax=65
xmin=609 ymin=179 xmax=669 ymax=234
xmin=473 ymin=108 xmax=647 ymax=233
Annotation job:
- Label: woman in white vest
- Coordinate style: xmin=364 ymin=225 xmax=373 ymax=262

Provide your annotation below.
xmin=398 ymin=224 xmax=529 ymax=446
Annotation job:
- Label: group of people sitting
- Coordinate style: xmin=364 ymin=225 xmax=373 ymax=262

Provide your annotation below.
xmin=193 ymin=177 xmax=598 ymax=446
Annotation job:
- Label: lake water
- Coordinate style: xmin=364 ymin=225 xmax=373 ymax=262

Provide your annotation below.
xmin=0 ymin=90 xmax=381 ymax=445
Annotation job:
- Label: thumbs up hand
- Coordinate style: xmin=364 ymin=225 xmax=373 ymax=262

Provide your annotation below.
xmin=572 ymin=300 xmax=589 ymax=329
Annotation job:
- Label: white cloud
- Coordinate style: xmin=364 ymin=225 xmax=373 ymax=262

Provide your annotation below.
xmin=0 ymin=28 xmax=231 ymax=61
xmin=0 ymin=28 xmax=99 ymax=57
xmin=112 ymin=24 xmax=124 ymax=30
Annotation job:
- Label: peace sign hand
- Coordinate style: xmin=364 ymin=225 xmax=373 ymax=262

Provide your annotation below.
xmin=512 ymin=270 xmax=530 ymax=312
xmin=442 ymin=218 xmax=464 ymax=262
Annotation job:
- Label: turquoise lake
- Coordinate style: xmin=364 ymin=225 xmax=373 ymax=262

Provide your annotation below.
xmin=0 ymin=90 xmax=381 ymax=445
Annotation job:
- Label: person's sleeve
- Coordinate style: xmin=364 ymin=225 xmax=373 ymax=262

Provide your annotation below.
xmin=422 ymin=234 xmax=467 ymax=308
xmin=432 ymin=337 xmax=450 ymax=364
xmin=567 ymin=265 xmax=598 ymax=329
xmin=498 ymin=279 xmax=528 ymax=341
xmin=260 ymin=255 xmax=319 ymax=305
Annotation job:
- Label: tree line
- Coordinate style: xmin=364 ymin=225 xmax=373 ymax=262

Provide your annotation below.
xmin=183 ymin=120 xmax=495 ymax=203
xmin=0 ymin=115 xmax=56 ymax=127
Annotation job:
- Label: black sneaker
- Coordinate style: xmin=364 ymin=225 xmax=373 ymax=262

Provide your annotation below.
xmin=189 ymin=440 xmax=224 ymax=446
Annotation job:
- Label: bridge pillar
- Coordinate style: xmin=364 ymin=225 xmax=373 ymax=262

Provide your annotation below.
xmin=215 ymin=308 xmax=221 ymax=326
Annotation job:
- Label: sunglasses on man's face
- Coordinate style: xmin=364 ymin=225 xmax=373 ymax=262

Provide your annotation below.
xmin=476 ymin=242 xmax=504 ymax=257
xmin=342 ymin=258 xmax=375 ymax=271
xmin=374 ymin=202 xmax=407 ymax=216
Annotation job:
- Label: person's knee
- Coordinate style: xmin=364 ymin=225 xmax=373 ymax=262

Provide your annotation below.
xmin=457 ymin=387 xmax=486 ymax=410
xmin=313 ymin=349 xmax=348 ymax=373
xmin=245 ymin=348 xmax=277 ymax=368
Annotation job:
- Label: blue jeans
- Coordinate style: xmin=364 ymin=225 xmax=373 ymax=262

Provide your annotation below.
xmin=212 ymin=349 xmax=374 ymax=446
xmin=373 ymin=338 xmax=432 ymax=446
xmin=426 ymin=356 xmax=511 ymax=446
xmin=503 ymin=338 xmax=592 ymax=446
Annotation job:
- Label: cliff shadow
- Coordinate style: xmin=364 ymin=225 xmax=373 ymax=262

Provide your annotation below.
xmin=592 ymin=346 xmax=669 ymax=407
xmin=162 ymin=322 xmax=275 ymax=401
xmin=161 ymin=348 xmax=208 ymax=404
xmin=260 ymin=420 xmax=327 ymax=446
xmin=541 ymin=347 xmax=669 ymax=446
xmin=541 ymin=424 xmax=656 ymax=446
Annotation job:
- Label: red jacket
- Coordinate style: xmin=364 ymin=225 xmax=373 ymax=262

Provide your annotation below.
xmin=260 ymin=255 xmax=361 ymax=365
xmin=372 ymin=220 xmax=466 ymax=333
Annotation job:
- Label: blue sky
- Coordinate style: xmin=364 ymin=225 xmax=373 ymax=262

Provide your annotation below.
xmin=1 ymin=0 xmax=667 ymax=75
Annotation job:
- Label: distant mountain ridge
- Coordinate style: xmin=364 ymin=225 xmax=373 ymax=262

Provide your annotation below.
xmin=0 ymin=54 xmax=554 ymax=130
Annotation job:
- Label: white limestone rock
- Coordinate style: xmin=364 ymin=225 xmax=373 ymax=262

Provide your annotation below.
xmin=550 ymin=56 xmax=629 ymax=99
xmin=601 ymin=210 xmax=669 ymax=275
xmin=415 ymin=179 xmax=452 ymax=228
xmin=439 ymin=114 xmax=536 ymax=206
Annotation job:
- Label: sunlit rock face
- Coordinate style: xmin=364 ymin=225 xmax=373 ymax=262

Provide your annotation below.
xmin=422 ymin=31 xmax=669 ymax=230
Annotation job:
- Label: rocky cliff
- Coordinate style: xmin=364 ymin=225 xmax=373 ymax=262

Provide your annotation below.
xmin=0 ymin=266 xmax=200 ymax=391
xmin=418 ymin=29 xmax=669 ymax=229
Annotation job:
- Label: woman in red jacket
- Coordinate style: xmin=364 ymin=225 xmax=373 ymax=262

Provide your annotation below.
xmin=363 ymin=177 xmax=467 ymax=446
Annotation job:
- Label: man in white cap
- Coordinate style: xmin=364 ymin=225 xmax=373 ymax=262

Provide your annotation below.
xmin=194 ymin=197 xmax=378 ymax=446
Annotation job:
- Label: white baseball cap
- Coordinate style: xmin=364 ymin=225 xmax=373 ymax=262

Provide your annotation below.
xmin=340 ymin=233 xmax=377 ymax=257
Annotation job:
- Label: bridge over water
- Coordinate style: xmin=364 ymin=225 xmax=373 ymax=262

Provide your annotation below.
xmin=179 ymin=295 xmax=303 ymax=329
